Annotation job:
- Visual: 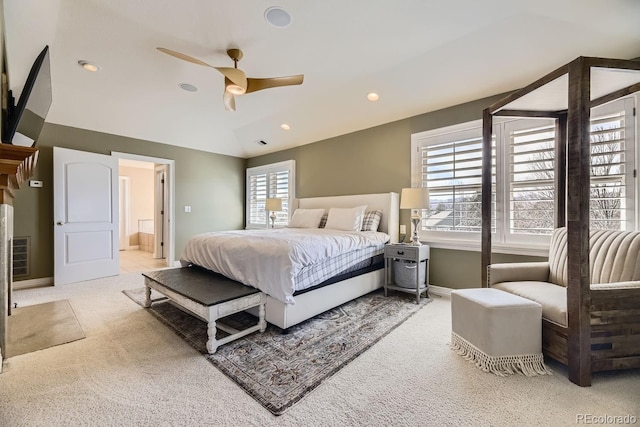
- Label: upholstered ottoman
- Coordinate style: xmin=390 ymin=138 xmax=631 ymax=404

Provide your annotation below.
xmin=450 ymin=288 xmax=551 ymax=376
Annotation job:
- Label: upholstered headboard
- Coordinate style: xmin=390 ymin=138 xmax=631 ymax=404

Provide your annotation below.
xmin=297 ymin=192 xmax=399 ymax=242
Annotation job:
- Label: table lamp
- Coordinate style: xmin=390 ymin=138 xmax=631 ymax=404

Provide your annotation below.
xmin=400 ymin=187 xmax=429 ymax=245
xmin=265 ymin=198 xmax=283 ymax=228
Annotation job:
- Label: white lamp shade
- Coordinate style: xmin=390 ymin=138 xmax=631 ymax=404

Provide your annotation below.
xmin=400 ymin=187 xmax=429 ymax=210
xmin=265 ymin=198 xmax=283 ymax=211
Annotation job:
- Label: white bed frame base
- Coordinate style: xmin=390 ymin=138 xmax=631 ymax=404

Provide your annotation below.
xmin=256 ymin=192 xmax=399 ymax=330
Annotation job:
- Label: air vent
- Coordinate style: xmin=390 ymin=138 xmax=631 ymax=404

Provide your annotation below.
xmin=13 ymin=236 xmax=30 ymax=277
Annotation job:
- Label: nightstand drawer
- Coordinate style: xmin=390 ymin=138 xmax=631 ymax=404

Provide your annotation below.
xmin=384 ymin=245 xmax=419 ymax=260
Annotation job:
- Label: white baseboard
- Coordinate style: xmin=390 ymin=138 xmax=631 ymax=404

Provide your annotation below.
xmin=428 ymin=284 xmax=453 ymax=298
xmin=13 ymin=277 xmax=54 ymax=290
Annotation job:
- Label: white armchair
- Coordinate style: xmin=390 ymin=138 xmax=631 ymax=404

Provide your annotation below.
xmin=486 ymin=227 xmax=640 ymax=374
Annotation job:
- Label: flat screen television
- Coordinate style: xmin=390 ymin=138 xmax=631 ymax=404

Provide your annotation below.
xmin=1 ymin=45 xmax=52 ymax=147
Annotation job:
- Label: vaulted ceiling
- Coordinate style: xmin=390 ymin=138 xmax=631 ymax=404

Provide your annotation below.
xmin=5 ymin=0 xmax=640 ymax=158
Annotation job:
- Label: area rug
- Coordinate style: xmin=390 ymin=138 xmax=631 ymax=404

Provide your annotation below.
xmin=123 ymin=287 xmax=430 ymax=415
xmin=7 ymin=300 xmax=85 ymax=357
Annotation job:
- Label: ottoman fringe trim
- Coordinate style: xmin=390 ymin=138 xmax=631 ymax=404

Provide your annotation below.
xmin=450 ymin=332 xmax=552 ymax=377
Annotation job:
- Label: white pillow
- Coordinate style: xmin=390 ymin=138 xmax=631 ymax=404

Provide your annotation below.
xmin=324 ymin=205 xmax=368 ymax=231
xmin=289 ymin=209 xmax=325 ymax=228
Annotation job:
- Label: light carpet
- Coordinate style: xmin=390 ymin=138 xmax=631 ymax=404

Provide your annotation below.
xmin=123 ymin=287 xmax=431 ymax=415
xmin=1 ymin=272 xmax=639 ymax=426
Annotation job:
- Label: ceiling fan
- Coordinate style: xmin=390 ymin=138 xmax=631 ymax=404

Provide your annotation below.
xmin=157 ymin=47 xmax=304 ymax=111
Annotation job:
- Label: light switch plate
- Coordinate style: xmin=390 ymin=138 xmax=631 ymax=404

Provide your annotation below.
xmin=400 ymin=224 xmax=406 ymax=234
xmin=29 ymin=180 xmax=43 ymax=188
xmin=184 ymin=205 xmax=191 ymax=213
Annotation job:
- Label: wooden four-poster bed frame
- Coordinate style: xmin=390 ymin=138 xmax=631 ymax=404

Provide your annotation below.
xmin=481 ymin=56 xmax=640 ymax=386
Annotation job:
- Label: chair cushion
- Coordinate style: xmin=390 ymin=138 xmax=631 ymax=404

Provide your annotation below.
xmin=492 ymin=281 xmax=567 ymax=326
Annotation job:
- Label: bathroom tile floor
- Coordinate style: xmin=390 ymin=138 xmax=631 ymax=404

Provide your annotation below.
xmin=119 ymin=249 xmax=169 ymax=274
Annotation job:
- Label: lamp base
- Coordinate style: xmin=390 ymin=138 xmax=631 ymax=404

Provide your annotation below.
xmin=270 ymin=211 xmax=276 ymax=229
xmin=410 ymin=217 xmax=421 ymax=246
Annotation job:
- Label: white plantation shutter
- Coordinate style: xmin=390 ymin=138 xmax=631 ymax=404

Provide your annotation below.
xmin=411 ymin=96 xmax=636 ymax=248
xmin=505 ymin=100 xmax=634 ymax=236
xmin=415 ymin=124 xmax=496 ymax=234
xmin=589 ymin=111 xmax=626 ymax=230
xmin=247 ymin=172 xmax=268 ymax=227
xmin=506 ymin=120 xmax=556 ymax=236
xmin=269 ymin=169 xmax=291 ymax=226
xmin=246 ymin=160 xmax=295 ymax=229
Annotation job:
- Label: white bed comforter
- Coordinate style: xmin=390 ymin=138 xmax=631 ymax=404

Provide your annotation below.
xmin=180 ymin=228 xmax=389 ymax=304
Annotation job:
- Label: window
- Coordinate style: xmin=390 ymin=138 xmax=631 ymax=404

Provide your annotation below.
xmin=411 ymin=96 xmax=637 ymax=252
xmin=504 ymin=118 xmax=556 ymax=241
xmin=414 ymin=122 xmax=496 ymax=239
xmin=588 ymin=106 xmax=632 ymax=231
xmin=246 ymin=160 xmax=295 ymax=229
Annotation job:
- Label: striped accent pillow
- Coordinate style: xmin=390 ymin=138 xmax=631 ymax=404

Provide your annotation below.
xmin=361 ymin=210 xmax=382 ymax=232
xmin=319 ymin=213 xmax=328 ymax=228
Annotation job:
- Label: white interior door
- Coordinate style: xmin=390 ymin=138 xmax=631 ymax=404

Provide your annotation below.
xmin=54 ymin=147 xmax=119 ymax=285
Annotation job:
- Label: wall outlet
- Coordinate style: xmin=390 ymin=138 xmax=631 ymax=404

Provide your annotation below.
xmin=400 ymin=224 xmax=406 ymax=234
xmin=184 ymin=205 xmax=191 ymax=213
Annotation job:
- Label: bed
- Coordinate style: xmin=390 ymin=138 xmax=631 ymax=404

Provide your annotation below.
xmin=180 ymin=192 xmax=399 ymax=329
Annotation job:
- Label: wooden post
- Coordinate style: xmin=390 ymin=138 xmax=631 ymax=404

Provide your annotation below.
xmin=481 ymin=108 xmax=493 ymax=288
xmin=566 ymin=58 xmax=592 ymax=387
xmin=555 ymin=113 xmax=567 ymax=228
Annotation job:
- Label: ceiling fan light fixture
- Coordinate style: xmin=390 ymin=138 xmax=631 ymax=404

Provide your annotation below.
xmin=265 ymin=7 xmax=292 ymax=28
xmin=226 ymin=83 xmax=246 ymax=95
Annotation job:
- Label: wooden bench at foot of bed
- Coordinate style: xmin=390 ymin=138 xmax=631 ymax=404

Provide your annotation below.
xmin=142 ymin=267 xmax=266 ymax=353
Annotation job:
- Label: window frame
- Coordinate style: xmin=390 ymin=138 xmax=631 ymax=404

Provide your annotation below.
xmin=245 ymin=160 xmax=296 ymax=229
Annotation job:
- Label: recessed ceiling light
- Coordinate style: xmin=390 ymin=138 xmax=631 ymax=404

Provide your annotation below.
xmin=179 ymin=83 xmax=198 ymax=92
xmin=265 ymin=7 xmax=292 ymax=28
xmin=280 ymin=123 xmax=291 ymax=131
xmin=367 ymin=92 xmax=380 ymax=102
xmin=78 ymin=60 xmax=101 ymax=72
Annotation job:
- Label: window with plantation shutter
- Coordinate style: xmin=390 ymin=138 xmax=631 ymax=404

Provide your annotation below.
xmin=246 ymin=160 xmax=295 ymax=229
xmin=506 ymin=119 xmax=556 ymax=237
xmin=589 ymin=107 xmax=631 ymax=231
xmin=411 ymin=95 xmax=636 ymax=253
xmin=412 ymin=121 xmax=496 ymax=237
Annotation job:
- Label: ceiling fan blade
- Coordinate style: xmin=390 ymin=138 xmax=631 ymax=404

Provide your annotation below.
xmin=156 ymin=47 xmax=215 ymax=68
xmin=223 ymin=90 xmax=236 ymax=111
xmin=215 ymin=67 xmax=247 ymax=91
xmin=245 ymin=75 xmax=304 ymax=93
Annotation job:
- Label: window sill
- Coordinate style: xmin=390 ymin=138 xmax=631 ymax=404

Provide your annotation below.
xmin=422 ymin=238 xmax=549 ymax=257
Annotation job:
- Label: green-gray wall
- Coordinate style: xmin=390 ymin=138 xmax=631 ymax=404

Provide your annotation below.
xmin=13 ymin=123 xmax=246 ymax=280
xmin=247 ymin=95 xmax=545 ymax=289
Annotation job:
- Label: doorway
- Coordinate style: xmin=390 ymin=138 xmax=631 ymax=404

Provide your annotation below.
xmin=115 ymin=152 xmax=175 ymax=273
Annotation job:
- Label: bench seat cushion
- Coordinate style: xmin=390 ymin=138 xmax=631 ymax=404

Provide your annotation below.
xmin=492 ymin=281 xmax=567 ymax=327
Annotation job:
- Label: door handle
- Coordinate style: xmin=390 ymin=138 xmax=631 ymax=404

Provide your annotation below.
xmin=56 ymin=221 xmax=64 ymax=226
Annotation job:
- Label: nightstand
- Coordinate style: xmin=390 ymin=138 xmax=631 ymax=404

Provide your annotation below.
xmin=384 ymin=243 xmax=430 ymax=303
